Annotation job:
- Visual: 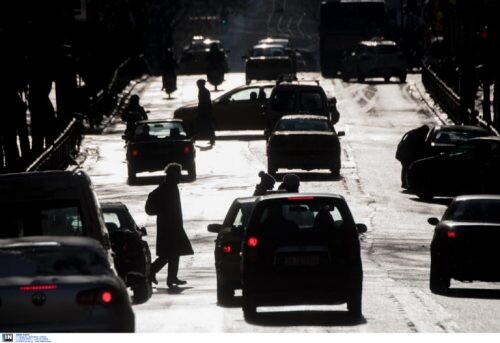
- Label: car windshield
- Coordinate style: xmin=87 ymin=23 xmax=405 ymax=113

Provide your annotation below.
xmin=432 ymin=129 xmax=488 ymax=145
xmin=134 ymin=122 xmax=187 ymax=140
xmin=444 ymin=199 xmax=500 ymax=223
xmin=252 ymin=47 xmax=285 ymax=57
xmin=252 ymin=197 xmax=352 ymax=231
xmin=0 ymin=200 xmax=84 ymax=238
xmin=0 ymin=246 xmax=110 ymax=277
xmin=275 ymin=119 xmax=330 ymax=132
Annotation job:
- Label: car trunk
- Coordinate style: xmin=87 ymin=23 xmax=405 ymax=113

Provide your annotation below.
xmin=129 ymin=139 xmax=193 ymax=170
xmin=269 ymin=132 xmax=336 ymax=154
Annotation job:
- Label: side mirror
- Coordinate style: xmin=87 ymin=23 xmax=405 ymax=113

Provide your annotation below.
xmin=207 ymin=223 xmax=223 ymax=233
xmin=356 ymin=223 xmax=367 ymax=234
xmin=139 ymin=227 xmax=147 ymax=236
xmin=428 ymin=217 xmax=440 ymax=226
xmin=337 ymin=131 xmax=345 ymax=137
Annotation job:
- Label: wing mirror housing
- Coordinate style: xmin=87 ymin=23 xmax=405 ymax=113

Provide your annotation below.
xmin=337 ymin=131 xmax=345 ymax=137
xmin=356 ymin=223 xmax=367 ymax=234
xmin=428 ymin=217 xmax=440 ymax=226
xmin=207 ymin=223 xmax=223 ymax=233
xmin=139 ymin=227 xmax=147 ymax=236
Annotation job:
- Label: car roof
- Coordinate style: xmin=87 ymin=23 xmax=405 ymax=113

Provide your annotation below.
xmin=0 ymin=170 xmax=92 ymax=191
xmin=0 ymin=236 xmax=105 ymax=252
xmin=253 ymin=44 xmax=285 ymax=50
xmin=280 ymin=114 xmax=329 ymax=121
xmin=255 ymin=193 xmax=346 ymax=202
xmin=453 ymin=195 xmax=500 ymax=202
xmin=434 ymin=125 xmax=490 ymax=133
xmin=274 ymin=82 xmax=322 ymax=89
xmin=101 ymin=202 xmax=127 ymax=210
xmin=461 ymin=136 xmax=500 ymax=143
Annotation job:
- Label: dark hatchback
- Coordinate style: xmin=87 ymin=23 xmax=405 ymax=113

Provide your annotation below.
xmin=101 ymin=202 xmax=152 ymax=304
xmin=241 ymin=193 xmax=366 ymax=320
xmin=125 ymin=120 xmax=196 ymax=183
xmin=428 ymin=195 xmax=500 ymax=294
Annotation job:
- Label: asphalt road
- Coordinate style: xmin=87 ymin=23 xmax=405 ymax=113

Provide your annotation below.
xmin=78 ymin=72 xmax=500 ymax=332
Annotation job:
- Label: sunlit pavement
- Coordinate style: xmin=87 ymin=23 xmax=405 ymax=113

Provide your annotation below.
xmin=78 ymin=72 xmax=500 ymax=332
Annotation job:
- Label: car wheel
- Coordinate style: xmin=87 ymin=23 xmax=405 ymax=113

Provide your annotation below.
xmin=429 ymin=257 xmax=450 ymax=294
xmin=357 ymin=74 xmax=365 ymax=83
xmin=267 ymin=159 xmax=277 ymax=177
xmin=216 ymin=279 xmax=234 ymax=305
xmin=347 ymin=290 xmax=362 ymax=319
xmin=127 ymin=166 xmax=136 ymax=185
xmin=399 ymin=73 xmax=407 ymax=83
xmin=330 ymin=169 xmax=340 ymax=179
xmin=132 ymin=279 xmax=153 ymax=304
xmin=187 ymin=163 xmax=197 ymax=181
xmin=384 ymin=75 xmax=391 ymax=82
xmin=242 ymin=292 xmax=257 ymax=321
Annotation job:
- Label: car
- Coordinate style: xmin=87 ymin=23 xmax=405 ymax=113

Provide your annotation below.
xmin=257 ymin=37 xmax=292 ymax=49
xmin=173 ymin=83 xmax=275 ymax=132
xmin=0 ymin=236 xmax=134 ymax=332
xmin=428 ymin=195 xmax=500 ymax=294
xmin=341 ymin=40 xmax=407 ymax=83
xmin=263 ymin=80 xmax=339 ymax=134
xmin=101 ymin=202 xmax=152 ymax=304
xmin=240 ymin=193 xmax=367 ymax=320
xmin=125 ymin=119 xmax=196 ymax=183
xmin=407 ymin=137 xmax=500 ymax=200
xmin=207 ymin=196 xmax=259 ymax=304
xmin=180 ymin=36 xmax=229 ymax=74
xmin=0 ymin=170 xmax=112 ymax=256
xmin=266 ymin=115 xmax=344 ymax=177
xmin=243 ymin=44 xmax=295 ymax=85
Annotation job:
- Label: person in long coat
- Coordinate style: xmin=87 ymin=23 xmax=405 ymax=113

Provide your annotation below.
xmin=146 ymin=163 xmax=194 ymax=288
xmin=195 ymin=79 xmax=216 ymax=145
xmin=395 ymin=124 xmax=430 ymax=188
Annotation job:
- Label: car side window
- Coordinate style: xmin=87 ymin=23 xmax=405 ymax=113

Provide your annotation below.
xmin=232 ymin=208 xmax=244 ymax=229
xmin=103 ymin=212 xmax=121 ymax=230
xmin=228 ymin=88 xmax=259 ymax=102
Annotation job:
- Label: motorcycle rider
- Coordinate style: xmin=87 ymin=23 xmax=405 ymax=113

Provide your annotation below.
xmin=205 ymin=42 xmax=225 ymax=91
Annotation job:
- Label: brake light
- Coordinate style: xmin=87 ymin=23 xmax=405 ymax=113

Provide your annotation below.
xmin=77 ymin=289 xmax=114 ymax=306
xmin=223 ymin=245 xmax=232 ymax=253
xmin=247 ymin=237 xmax=258 ymax=248
xmin=131 ymin=149 xmax=139 ymax=157
xmin=20 ymin=284 xmax=58 ymax=292
xmin=447 ymin=231 xmax=457 ymax=239
xmin=287 ymin=196 xmax=314 ymax=201
xmin=101 ymin=291 xmax=113 ymax=304
xmin=183 ymin=146 xmax=191 ymax=154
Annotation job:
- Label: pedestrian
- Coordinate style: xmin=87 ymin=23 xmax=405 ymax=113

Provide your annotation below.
xmin=196 ymin=79 xmax=216 ymax=145
xmin=278 ymin=173 xmax=300 ymax=192
xmin=145 ymin=163 xmax=194 ymax=288
xmin=205 ymin=43 xmax=225 ymax=91
xmin=396 ymin=124 xmax=431 ymax=188
xmin=122 ymin=94 xmax=148 ymax=138
xmin=253 ymin=171 xmax=276 ymax=196
xmin=330 ymin=96 xmax=340 ymax=125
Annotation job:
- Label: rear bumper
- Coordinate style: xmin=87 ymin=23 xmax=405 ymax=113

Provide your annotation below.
xmin=128 ymin=155 xmax=194 ymax=173
xmin=269 ymin=152 xmax=338 ymax=169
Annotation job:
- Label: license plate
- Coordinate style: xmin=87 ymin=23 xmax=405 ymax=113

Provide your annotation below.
xmin=283 ymin=255 xmax=320 ymax=267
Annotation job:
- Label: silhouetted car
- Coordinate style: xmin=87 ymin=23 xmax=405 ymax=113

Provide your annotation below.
xmin=207 ymin=197 xmax=258 ymax=304
xmin=102 ymin=202 xmax=152 ymax=304
xmin=244 ymin=44 xmax=294 ymax=85
xmin=180 ymin=36 xmax=229 ymax=74
xmin=125 ymin=120 xmax=196 ymax=183
xmin=341 ymin=40 xmax=407 ymax=82
xmin=173 ymin=83 xmax=275 ymax=132
xmin=423 ymin=125 xmax=490 ymax=156
xmin=428 ymin=195 xmax=500 ymax=294
xmin=406 ymin=137 xmax=500 ymax=200
xmin=267 ymin=115 xmax=344 ymax=177
xmin=0 ymin=236 xmax=134 ymax=332
xmin=263 ymin=80 xmax=339 ymax=133
xmin=241 ymin=193 xmax=367 ymax=320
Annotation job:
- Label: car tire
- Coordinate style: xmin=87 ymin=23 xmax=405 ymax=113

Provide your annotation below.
xmin=132 ymin=279 xmax=153 ymax=304
xmin=187 ymin=163 xmax=197 ymax=181
xmin=216 ymin=279 xmax=234 ymax=305
xmin=399 ymin=73 xmax=407 ymax=83
xmin=429 ymin=257 xmax=450 ymax=294
xmin=384 ymin=76 xmax=391 ymax=82
xmin=127 ymin=166 xmax=136 ymax=185
xmin=267 ymin=159 xmax=277 ymax=177
xmin=347 ymin=290 xmax=362 ymax=319
xmin=357 ymin=74 xmax=365 ymax=83
xmin=242 ymin=293 xmax=257 ymax=321
xmin=330 ymin=169 xmax=340 ymax=179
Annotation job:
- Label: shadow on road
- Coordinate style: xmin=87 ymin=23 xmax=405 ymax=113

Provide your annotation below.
xmin=443 ymin=288 xmax=500 ymax=300
xmin=128 ymin=174 xmax=196 ymax=186
xmin=274 ymin=171 xmax=341 ymax=182
xmin=246 ymin=310 xmax=366 ymax=327
xmin=154 ymin=286 xmax=194 ymax=295
xmin=407 ymin=195 xmax=452 ymax=206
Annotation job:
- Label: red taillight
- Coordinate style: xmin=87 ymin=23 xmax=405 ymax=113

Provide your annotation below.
xmin=247 ymin=237 xmax=258 ymax=248
xmin=287 ymin=196 xmax=314 ymax=201
xmin=131 ymin=149 xmax=139 ymax=157
xmin=77 ymin=289 xmax=114 ymax=306
xmin=223 ymin=245 xmax=232 ymax=253
xmin=447 ymin=231 xmax=457 ymax=239
xmin=183 ymin=146 xmax=190 ymax=154
xmin=101 ymin=291 xmax=113 ymax=304
xmin=20 ymin=284 xmax=58 ymax=292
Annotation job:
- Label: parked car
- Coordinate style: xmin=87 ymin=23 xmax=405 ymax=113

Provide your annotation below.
xmin=0 ymin=170 xmax=112 ymax=257
xmin=101 ymin=202 xmax=152 ymax=304
xmin=125 ymin=120 xmax=196 ymax=183
xmin=263 ymin=80 xmax=339 ymax=134
xmin=241 ymin=193 xmax=367 ymax=320
xmin=428 ymin=195 xmax=500 ymax=294
xmin=0 ymin=236 xmax=134 ymax=332
xmin=406 ymin=137 xmax=500 ymax=200
xmin=341 ymin=40 xmax=407 ymax=83
xmin=207 ymin=196 xmax=258 ymax=304
xmin=266 ymin=115 xmax=344 ymax=177
xmin=244 ymin=44 xmax=294 ymax=85
xmin=173 ymin=83 xmax=275 ymax=132
xmin=180 ymin=36 xmax=229 ymax=74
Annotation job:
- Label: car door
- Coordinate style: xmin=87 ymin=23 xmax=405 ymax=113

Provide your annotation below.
xmin=215 ymin=86 xmax=267 ymax=130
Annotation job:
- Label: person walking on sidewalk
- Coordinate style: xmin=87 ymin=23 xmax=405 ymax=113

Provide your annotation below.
xmin=145 ymin=163 xmax=194 ymax=288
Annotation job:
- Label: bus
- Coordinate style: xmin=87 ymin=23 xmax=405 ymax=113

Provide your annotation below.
xmin=319 ymin=0 xmax=388 ymax=77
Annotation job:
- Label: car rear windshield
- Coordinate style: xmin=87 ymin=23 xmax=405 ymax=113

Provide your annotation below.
xmin=275 ymin=119 xmax=331 ymax=132
xmin=253 ymin=47 xmax=285 ymax=57
xmin=134 ymin=122 xmax=187 ymax=140
xmin=432 ymin=129 xmax=489 ymax=145
xmin=444 ymin=199 xmax=500 ymax=223
xmin=251 ymin=197 xmax=353 ymax=232
xmin=0 ymin=247 xmax=110 ymax=277
xmin=0 ymin=200 xmax=84 ymax=238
